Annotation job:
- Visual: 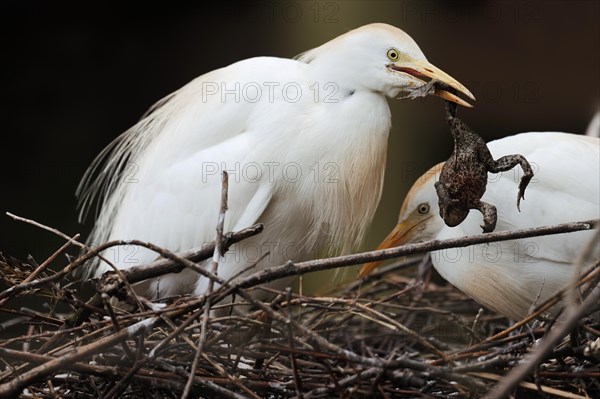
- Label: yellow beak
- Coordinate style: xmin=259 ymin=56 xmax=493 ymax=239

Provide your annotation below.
xmin=390 ymin=59 xmax=475 ymax=107
xmin=358 ymin=214 xmax=430 ymax=278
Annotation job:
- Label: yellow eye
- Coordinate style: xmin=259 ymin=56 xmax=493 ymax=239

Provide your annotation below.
xmin=387 ymin=48 xmax=400 ymax=61
xmin=417 ymin=203 xmax=430 ymax=214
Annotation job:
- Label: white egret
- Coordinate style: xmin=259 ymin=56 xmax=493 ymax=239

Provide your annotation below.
xmin=77 ymin=23 xmax=474 ymax=298
xmin=360 ymin=132 xmax=599 ymax=320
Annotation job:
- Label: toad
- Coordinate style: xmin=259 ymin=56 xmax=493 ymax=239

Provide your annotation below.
xmin=435 ymin=100 xmax=534 ymax=232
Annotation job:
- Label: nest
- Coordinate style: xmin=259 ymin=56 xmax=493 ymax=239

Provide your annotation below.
xmin=0 ymin=221 xmax=599 ymax=399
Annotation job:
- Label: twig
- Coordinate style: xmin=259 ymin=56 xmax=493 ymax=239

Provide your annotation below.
xmin=0 ymin=234 xmax=79 ymax=308
xmin=474 ymin=372 xmax=588 ymax=399
xmin=101 ymin=293 xmax=135 ymax=360
xmin=468 ymin=260 xmax=600 ymax=350
xmin=567 ymin=229 xmax=600 ymax=309
xmin=0 ymin=347 xmax=249 ymax=399
xmin=0 ymin=224 xmax=263 ymax=302
xmin=484 ymin=283 xmax=600 ymax=399
xmin=5 ymin=212 xmax=142 ymax=308
xmin=104 ymin=336 xmax=146 ymax=399
xmin=286 ymin=287 xmax=303 ymax=399
xmin=352 ymin=302 xmax=448 ymax=360
xmin=230 ymin=219 xmax=599 ymax=291
xmin=96 ymin=223 xmax=263 ymax=293
xmin=2 ymin=215 xmax=598 ymax=397
xmin=0 ymin=316 xmax=159 ymax=397
xmin=182 ymin=171 xmax=229 ymax=399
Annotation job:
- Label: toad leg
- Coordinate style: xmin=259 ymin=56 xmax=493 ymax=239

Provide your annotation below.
xmin=477 ymin=201 xmax=497 ymax=233
xmin=483 ymin=154 xmax=534 ymax=211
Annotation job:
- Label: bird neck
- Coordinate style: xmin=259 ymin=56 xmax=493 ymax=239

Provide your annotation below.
xmin=307 ymin=59 xmax=372 ymax=96
xmin=273 ymin=89 xmax=391 ymax=256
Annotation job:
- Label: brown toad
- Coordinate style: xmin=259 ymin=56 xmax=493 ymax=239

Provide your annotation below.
xmin=435 ymin=101 xmax=534 ymax=232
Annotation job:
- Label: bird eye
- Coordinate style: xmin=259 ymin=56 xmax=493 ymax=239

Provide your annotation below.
xmin=417 ymin=203 xmax=430 ymax=214
xmin=386 ymin=48 xmax=400 ymax=61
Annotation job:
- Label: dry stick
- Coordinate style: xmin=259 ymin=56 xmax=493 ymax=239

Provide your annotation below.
xmin=87 ymin=219 xmax=598 ymax=303
xmin=201 ymin=353 xmax=262 ymax=399
xmin=459 ymin=261 xmax=600 ymax=355
xmin=1 ymin=266 xmax=210 ymax=397
xmin=138 ymin=296 xmax=199 ymax=352
xmin=4 ymin=220 xmax=597 ymax=395
xmin=484 ymin=283 xmax=600 ymax=399
xmin=0 ymin=348 xmax=120 ymax=379
xmin=104 ymin=335 xmax=146 ymax=399
xmin=286 ymin=287 xmax=304 ymax=399
xmin=5 ymin=219 xmax=593 ymax=305
xmin=567 ymin=229 xmax=600 ymax=309
xmin=470 ymin=308 xmax=485 ymax=346
xmin=0 ymin=212 xmax=260 ymax=303
xmin=103 ymin=224 xmax=263 ymax=287
xmin=90 ymin=241 xmax=478 ymax=389
xmin=182 ymin=171 xmax=229 ymax=399
xmin=0 ymin=294 xmax=237 ymax=398
xmin=474 ymin=373 xmax=589 ymax=399
xmin=283 ymin=295 xmax=448 ymax=360
xmin=151 ymin=305 xmax=263 ymax=397
xmin=148 ymin=305 xmax=206 ymax=359
xmin=0 ymin=315 xmax=159 ymax=397
xmin=228 ymin=219 xmax=599 ymax=293
xmin=0 ymin=223 xmax=263 ymax=336
xmin=1 ymin=215 xmax=147 ymax=357
xmin=213 ymin=279 xmax=490 ymax=393
xmin=4 ymin=212 xmax=141 ymax=308
xmin=152 ymin=360 xmax=250 ymax=399
xmin=0 ymin=233 xmax=79 ymax=308
xmin=0 ymin=348 xmax=248 ymax=399
xmin=146 ymin=220 xmax=598 ymax=323
xmin=352 ymin=303 xmax=447 ymax=360
xmin=101 ymin=293 xmax=135 ymax=361
xmin=91 ymin=229 xmax=262 ymax=300
xmin=47 ymin=226 xmax=259 ymax=356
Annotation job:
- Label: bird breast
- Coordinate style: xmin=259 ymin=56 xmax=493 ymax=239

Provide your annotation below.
xmin=268 ymin=90 xmax=391 ymax=256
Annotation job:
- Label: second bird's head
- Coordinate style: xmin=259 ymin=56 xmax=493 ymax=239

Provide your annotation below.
xmin=358 ymin=163 xmax=447 ymax=278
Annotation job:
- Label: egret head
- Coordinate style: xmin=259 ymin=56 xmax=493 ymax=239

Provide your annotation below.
xmin=298 ymin=23 xmax=474 ymax=106
xmin=358 ymin=163 xmax=445 ymax=278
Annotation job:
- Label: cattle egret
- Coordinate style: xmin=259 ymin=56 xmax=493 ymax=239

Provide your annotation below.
xmin=360 ymin=132 xmax=599 ymax=320
xmin=77 ymin=23 xmax=474 ymax=298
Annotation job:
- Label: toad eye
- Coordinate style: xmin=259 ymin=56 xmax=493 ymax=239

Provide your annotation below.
xmin=386 ymin=48 xmax=400 ymax=61
xmin=417 ymin=203 xmax=430 ymax=214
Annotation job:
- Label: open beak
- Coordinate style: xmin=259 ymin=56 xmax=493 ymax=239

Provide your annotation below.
xmin=358 ymin=214 xmax=431 ymax=278
xmin=390 ymin=59 xmax=475 ymax=107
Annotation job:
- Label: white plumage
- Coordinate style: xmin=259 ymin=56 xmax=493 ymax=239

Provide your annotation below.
xmin=360 ymin=132 xmax=599 ymax=320
xmin=77 ymin=23 xmax=474 ymax=298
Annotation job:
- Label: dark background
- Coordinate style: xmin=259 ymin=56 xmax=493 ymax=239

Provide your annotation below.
xmin=1 ymin=1 xmax=599 ymax=290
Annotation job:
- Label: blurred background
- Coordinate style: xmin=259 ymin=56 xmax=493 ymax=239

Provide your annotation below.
xmin=1 ymin=1 xmax=598 ymax=293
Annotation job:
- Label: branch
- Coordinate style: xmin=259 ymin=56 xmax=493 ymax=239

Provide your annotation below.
xmin=231 ymin=219 xmax=599 ymax=290
xmin=0 ymin=223 xmax=263 ymax=302
xmin=96 ymin=223 xmax=263 ymax=295
xmin=182 ymin=171 xmax=229 ymax=399
xmin=0 ymin=316 xmax=159 ymax=397
xmin=0 ymin=234 xmax=79 ymax=308
xmin=483 ymin=284 xmax=600 ymax=399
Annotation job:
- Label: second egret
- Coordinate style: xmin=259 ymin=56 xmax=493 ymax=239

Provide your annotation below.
xmin=360 ymin=132 xmax=599 ymax=320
